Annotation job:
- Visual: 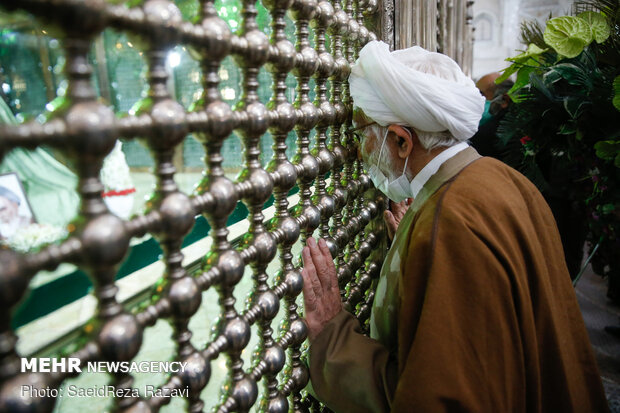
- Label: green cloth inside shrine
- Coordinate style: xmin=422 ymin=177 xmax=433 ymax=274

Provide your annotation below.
xmin=0 ymin=99 xmax=79 ymax=228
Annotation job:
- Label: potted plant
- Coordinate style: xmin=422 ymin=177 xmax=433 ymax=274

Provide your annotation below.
xmin=496 ymin=0 xmax=620 ymax=299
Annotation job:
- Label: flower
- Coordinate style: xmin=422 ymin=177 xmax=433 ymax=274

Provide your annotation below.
xmin=100 ymin=141 xmax=134 ymax=192
xmin=4 ymin=223 xmax=67 ymax=253
xmin=520 ymin=136 xmax=532 ymax=145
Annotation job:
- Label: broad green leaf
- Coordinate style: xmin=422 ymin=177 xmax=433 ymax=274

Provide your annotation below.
xmin=578 ymin=11 xmax=610 ymax=43
xmin=177 ymin=0 xmax=200 ymax=21
xmin=551 ymin=63 xmax=588 ymax=86
xmin=508 ymin=65 xmax=535 ymax=96
xmin=506 ymin=43 xmax=548 ymax=63
xmin=543 ymin=16 xmax=593 ymax=58
xmin=602 ymin=204 xmax=616 ymax=214
xmin=543 ymin=69 xmax=562 ymax=85
xmin=613 ymin=75 xmax=620 ymax=112
xmin=527 ymin=43 xmax=548 ymax=55
xmin=594 ymin=140 xmax=620 ymax=161
xmin=499 ymin=44 xmax=546 ymax=84
xmin=496 ymin=64 xmax=519 ymax=84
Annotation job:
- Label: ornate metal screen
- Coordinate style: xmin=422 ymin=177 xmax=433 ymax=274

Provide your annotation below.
xmin=0 ymin=0 xmax=386 ymax=412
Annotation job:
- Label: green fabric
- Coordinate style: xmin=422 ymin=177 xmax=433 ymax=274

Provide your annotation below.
xmin=0 ymin=99 xmax=79 ymax=227
xmin=479 ymin=99 xmax=493 ymax=126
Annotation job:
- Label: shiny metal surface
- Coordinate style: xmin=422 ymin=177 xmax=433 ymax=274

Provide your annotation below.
xmin=0 ymin=0 xmax=385 ymax=411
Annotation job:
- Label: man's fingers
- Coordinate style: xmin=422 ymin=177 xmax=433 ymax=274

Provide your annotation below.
xmin=302 ymin=245 xmax=316 ymax=273
xmin=301 ymin=241 xmax=342 ymax=341
xmin=302 ymin=263 xmax=323 ymax=303
xmin=302 ymin=247 xmax=323 ymax=297
xmin=317 ymin=238 xmax=336 ymax=272
xmin=307 ymin=237 xmax=329 ymax=284
xmin=393 ymin=200 xmax=408 ymax=218
xmin=384 ymin=210 xmax=397 ymax=231
xmin=316 ymin=238 xmax=337 ymax=292
xmin=301 ymin=268 xmax=317 ymax=311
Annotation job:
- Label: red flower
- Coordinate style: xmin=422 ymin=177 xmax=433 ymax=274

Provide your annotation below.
xmin=520 ymin=136 xmax=532 ymax=145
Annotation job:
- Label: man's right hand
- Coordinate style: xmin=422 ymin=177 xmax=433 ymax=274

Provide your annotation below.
xmin=384 ymin=199 xmax=412 ymax=241
xmin=301 ymin=237 xmax=342 ymax=341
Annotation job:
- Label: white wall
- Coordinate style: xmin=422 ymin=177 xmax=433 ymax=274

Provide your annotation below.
xmin=472 ymin=0 xmax=574 ymax=80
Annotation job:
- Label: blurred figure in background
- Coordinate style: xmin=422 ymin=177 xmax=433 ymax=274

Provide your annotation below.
xmin=475 ymin=72 xmax=499 ymax=127
xmin=470 ymin=76 xmax=514 ymax=159
xmin=476 ymin=72 xmax=500 ymax=100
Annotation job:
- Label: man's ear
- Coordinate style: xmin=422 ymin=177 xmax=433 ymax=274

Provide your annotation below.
xmin=501 ymin=93 xmax=511 ymax=109
xmin=388 ymin=125 xmax=414 ymax=159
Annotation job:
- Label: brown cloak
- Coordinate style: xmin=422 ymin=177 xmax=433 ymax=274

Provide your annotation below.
xmin=309 ymin=147 xmax=609 ymax=413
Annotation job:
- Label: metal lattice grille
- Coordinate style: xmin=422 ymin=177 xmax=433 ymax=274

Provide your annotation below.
xmin=0 ymin=0 xmax=385 ymax=412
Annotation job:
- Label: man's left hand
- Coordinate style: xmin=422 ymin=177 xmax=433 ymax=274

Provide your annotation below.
xmin=384 ymin=198 xmax=412 ymax=241
xmin=301 ymin=237 xmax=342 ymax=341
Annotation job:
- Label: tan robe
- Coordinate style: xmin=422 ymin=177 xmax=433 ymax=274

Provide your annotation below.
xmin=309 ymin=147 xmax=609 ymax=413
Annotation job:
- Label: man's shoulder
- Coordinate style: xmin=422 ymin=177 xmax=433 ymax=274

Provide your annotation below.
xmin=443 ymin=156 xmax=543 ymax=209
xmin=415 ymin=156 xmax=552 ymax=237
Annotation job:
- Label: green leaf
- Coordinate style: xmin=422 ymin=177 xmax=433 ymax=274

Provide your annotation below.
xmin=602 ymin=203 xmax=616 ymax=214
xmin=543 ymin=16 xmax=593 ymax=58
xmin=594 ymin=140 xmax=620 ymax=161
xmin=558 ymin=122 xmax=577 ymax=135
xmin=497 ymin=64 xmax=519 ymax=84
xmin=563 ymin=97 xmax=588 ymax=119
xmin=508 ymin=65 xmax=535 ymax=96
xmin=126 ymin=0 xmax=144 ymax=7
xmin=543 ymin=69 xmax=562 ymax=85
xmin=176 ymin=0 xmax=200 ymax=21
xmin=530 ymin=73 xmax=554 ymax=101
xmin=577 ymin=11 xmax=611 ymax=43
xmin=576 ymin=129 xmax=583 ymax=141
xmin=499 ymin=44 xmax=547 ymax=85
xmin=506 ymin=43 xmax=548 ymax=63
xmin=550 ymin=63 xmax=588 ymax=86
xmin=613 ymin=75 xmax=620 ymax=112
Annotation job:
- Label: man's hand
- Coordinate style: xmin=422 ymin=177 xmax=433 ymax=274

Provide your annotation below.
xmin=301 ymin=237 xmax=342 ymax=341
xmin=384 ymin=199 xmax=412 ymax=241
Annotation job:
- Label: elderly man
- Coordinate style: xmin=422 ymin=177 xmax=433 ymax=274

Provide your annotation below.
xmin=301 ymin=41 xmax=608 ymax=412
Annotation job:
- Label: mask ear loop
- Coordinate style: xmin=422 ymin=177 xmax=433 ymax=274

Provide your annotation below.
xmin=401 ymin=127 xmax=412 ymax=175
xmin=376 ymin=128 xmax=389 ymax=169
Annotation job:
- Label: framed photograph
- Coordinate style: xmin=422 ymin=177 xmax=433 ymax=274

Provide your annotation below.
xmin=0 ymin=172 xmax=36 ymax=241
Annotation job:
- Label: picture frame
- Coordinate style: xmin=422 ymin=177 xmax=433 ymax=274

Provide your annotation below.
xmin=0 ymin=171 xmax=36 ymax=241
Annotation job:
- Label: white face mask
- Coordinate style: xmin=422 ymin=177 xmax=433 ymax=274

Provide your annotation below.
xmin=385 ymin=156 xmax=410 ymax=203
xmin=366 ymin=128 xmax=413 ymax=203
xmin=367 ymin=129 xmax=390 ymax=195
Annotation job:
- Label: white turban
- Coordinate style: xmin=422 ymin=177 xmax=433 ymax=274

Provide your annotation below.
xmin=349 ymin=41 xmax=485 ymax=141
